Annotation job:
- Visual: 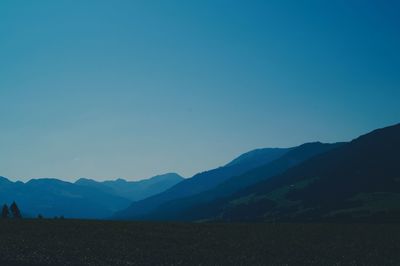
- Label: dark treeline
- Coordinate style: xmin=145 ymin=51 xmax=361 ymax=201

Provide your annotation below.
xmin=1 ymin=201 xmax=22 ymax=219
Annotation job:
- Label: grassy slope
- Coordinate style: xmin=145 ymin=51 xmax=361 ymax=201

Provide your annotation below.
xmin=203 ymin=123 xmax=400 ymax=222
xmin=0 ymin=220 xmax=400 ymax=265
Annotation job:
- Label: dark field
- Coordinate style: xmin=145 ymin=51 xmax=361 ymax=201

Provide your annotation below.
xmin=0 ymin=220 xmax=399 ymax=265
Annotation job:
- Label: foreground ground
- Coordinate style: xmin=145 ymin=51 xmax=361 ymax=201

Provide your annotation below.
xmin=0 ymin=220 xmax=399 ymax=265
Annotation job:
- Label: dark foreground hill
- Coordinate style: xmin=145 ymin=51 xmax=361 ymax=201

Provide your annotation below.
xmin=141 ymin=142 xmax=343 ymax=221
xmin=203 ymin=123 xmax=400 ymax=222
xmin=114 ymin=147 xmax=290 ymax=219
xmin=0 ymin=219 xmax=399 ymax=266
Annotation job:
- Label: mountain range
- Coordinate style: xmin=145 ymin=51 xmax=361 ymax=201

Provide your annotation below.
xmin=0 ymin=173 xmax=183 ymax=219
xmin=140 ymin=142 xmax=345 ymax=221
xmin=75 ymin=173 xmax=183 ymax=201
xmin=186 ymin=123 xmax=400 ymax=222
xmin=115 ymin=123 xmax=400 ymax=222
xmin=113 ymin=147 xmax=290 ymax=219
xmin=212 ymin=124 xmax=400 ymax=222
xmin=1 ymin=123 xmax=399 ymax=222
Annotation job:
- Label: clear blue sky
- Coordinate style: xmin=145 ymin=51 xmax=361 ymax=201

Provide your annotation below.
xmin=1 ymin=0 xmax=399 ymax=181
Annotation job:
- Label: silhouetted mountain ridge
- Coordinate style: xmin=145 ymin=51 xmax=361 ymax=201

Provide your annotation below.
xmin=75 ymin=173 xmax=184 ymax=201
xmin=0 ymin=173 xmax=184 ymax=219
xmin=113 ymin=148 xmax=290 ymax=219
xmin=140 ymin=142 xmax=344 ymax=221
xmin=199 ymin=123 xmax=400 ymax=222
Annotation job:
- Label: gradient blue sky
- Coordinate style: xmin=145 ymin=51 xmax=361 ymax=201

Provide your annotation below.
xmin=1 ymin=0 xmax=399 ymax=181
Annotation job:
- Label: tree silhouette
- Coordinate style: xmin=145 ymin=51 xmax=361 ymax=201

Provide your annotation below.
xmin=1 ymin=204 xmax=9 ymax=219
xmin=10 ymin=201 xmax=22 ymax=219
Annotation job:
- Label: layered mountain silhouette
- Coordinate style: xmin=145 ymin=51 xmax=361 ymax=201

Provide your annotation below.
xmin=0 ymin=173 xmax=183 ymax=219
xmin=2 ymin=123 xmax=399 ymax=222
xmin=192 ymin=123 xmax=400 ymax=222
xmin=140 ymin=142 xmax=344 ymax=221
xmin=113 ymin=148 xmax=290 ymax=219
xmin=0 ymin=177 xmax=129 ymax=218
xmin=114 ymin=123 xmax=400 ymax=222
xmin=75 ymin=173 xmax=183 ymax=201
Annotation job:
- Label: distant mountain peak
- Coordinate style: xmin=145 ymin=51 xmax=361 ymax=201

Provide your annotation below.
xmin=74 ymin=172 xmax=184 ymax=202
xmin=0 ymin=176 xmax=12 ymax=183
xmin=75 ymin=178 xmax=101 ymax=187
xmin=111 ymin=178 xmax=127 ymax=183
xmin=148 ymin=173 xmax=184 ymax=181
xmin=27 ymin=178 xmax=68 ymax=184
xmin=225 ymin=147 xmax=290 ymax=168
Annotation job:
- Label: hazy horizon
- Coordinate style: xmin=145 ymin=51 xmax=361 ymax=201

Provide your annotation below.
xmin=0 ymin=124 xmax=394 ymax=182
xmin=1 ymin=1 xmax=399 ymax=181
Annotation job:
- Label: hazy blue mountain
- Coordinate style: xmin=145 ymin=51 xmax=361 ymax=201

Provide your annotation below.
xmin=75 ymin=173 xmax=184 ymax=201
xmin=113 ymin=148 xmax=290 ymax=219
xmin=0 ymin=178 xmax=131 ymax=219
xmin=0 ymin=173 xmax=183 ymax=219
xmin=198 ymin=123 xmax=400 ymax=222
xmin=224 ymin=148 xmax=289 ymax=168
xmin=141 ymin=142 xmax=344 ymax=221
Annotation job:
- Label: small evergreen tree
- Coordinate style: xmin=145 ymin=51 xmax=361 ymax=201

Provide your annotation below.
xmin=10 ymin=201 xmax=22 ymax=219
xmin=37 ymin=214 xmax=43 ymax=219
xmin=1 ymin=204 xmax=9 ymax=219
